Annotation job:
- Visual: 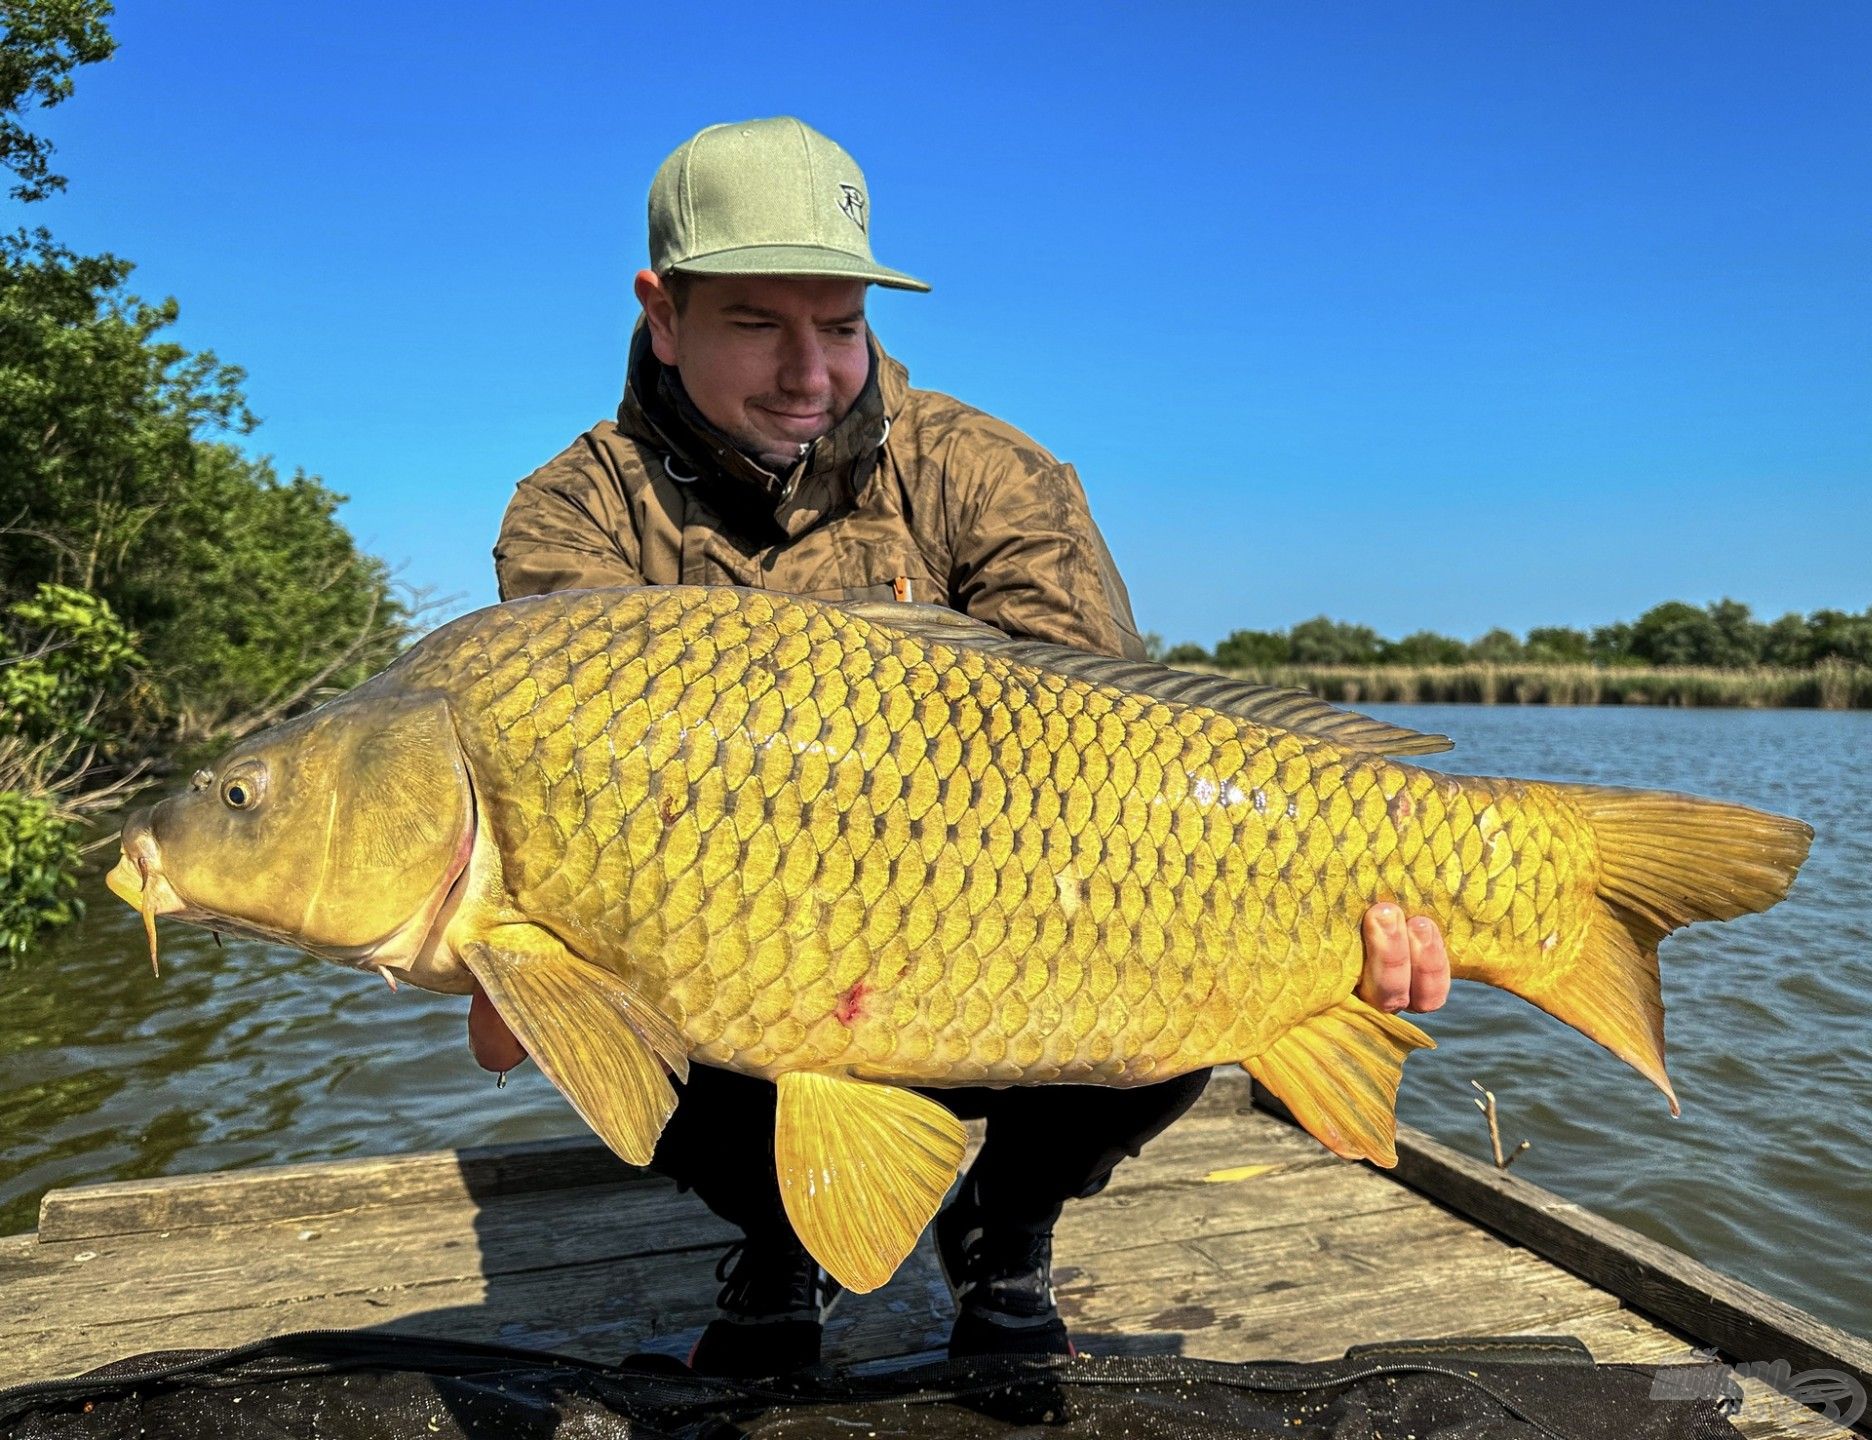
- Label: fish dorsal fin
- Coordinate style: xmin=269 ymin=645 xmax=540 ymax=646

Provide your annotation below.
xmin=835 ymin=601 xmax=1452 ymax=758
xmin=462 ymin=928 xmax=689 ymax=1166
xmin=774 ymin=1071 xmax=967 ymax=1294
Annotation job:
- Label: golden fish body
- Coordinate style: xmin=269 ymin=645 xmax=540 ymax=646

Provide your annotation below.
xmin=109 ymin=585 xmax=1812 ymax=1292
xmin=426 ymin=588 xmax=1572 ymax=1086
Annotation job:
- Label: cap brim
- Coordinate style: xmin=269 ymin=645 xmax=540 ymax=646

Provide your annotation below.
xmin=668 ymin=244 xmax=930 ymax=293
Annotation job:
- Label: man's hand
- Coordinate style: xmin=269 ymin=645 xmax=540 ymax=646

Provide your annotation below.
xmin=469 ymin=985 xmax=528 ymax=1073
xmin=1358 ymin=903 xmax=1450 ymax=1014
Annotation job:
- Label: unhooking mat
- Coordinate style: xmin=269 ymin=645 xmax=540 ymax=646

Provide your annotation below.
xmin=0 ymin=1331 xmax=1751 ymax=1439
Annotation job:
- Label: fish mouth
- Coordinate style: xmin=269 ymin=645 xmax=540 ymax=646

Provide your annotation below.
xmin=107 ymin=813 xmax=186 ymax=976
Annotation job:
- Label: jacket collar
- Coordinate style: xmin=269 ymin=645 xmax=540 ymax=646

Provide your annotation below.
xmin=616 ymin=323 xmax=908 ymax=539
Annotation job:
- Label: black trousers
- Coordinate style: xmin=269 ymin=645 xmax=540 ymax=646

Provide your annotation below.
xmin=649 ymin=1064 xmax=1213 ymax=1241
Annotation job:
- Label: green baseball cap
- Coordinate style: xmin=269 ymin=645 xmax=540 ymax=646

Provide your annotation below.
xmin=649 ymin=117 xmax=930 ymax=293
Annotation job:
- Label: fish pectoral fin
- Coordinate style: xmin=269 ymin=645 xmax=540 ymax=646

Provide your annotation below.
xmin=1243 ymin=996 xmax=1435 ymax=1168
xmin=461 ymin=930 xmax=685 ymax=1167
xmin=773 ymin=1072 xmax=967 ymax=1295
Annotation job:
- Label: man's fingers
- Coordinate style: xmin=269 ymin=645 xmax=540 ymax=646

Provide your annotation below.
xmin=1406 ymin=916 xmax=1451 ymax=1013
xmin=1358 ymin=902 xmax=1413 ymax=1012
xmin=468 ymin=985 xmax=529 ymax=1073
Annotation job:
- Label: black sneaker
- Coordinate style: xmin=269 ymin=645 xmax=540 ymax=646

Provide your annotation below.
xmin=935 ymin=1193 xmax=1074 ymax=1359
xmin=687 ymin=1235 xmax=843 ymax=1377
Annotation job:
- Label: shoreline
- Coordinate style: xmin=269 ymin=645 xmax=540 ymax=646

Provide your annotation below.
xmin=1199 ymin=662 xmax=1872 ymax=709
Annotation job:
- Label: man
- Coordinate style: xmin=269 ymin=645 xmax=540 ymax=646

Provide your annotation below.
xmin=475 ymin=117 xmax=1451 ymax=1375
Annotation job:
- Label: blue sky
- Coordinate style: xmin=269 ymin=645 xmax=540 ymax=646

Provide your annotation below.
xmin=17 ymin=1 xmax=1870 ymax=647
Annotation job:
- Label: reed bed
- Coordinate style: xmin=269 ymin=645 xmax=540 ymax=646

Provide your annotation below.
xmin=1207 ymin=659 xmax=1872 ymax=709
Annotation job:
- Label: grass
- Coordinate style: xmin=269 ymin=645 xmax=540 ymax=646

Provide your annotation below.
xmin=1205 ymin=659 xmax=1872 ymax=708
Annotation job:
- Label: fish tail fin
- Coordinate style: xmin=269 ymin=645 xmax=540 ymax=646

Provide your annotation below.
xmin=1481 ymin=786 xmax=1812 ymax=1116
xmin=1242 ymin=996 xmax=1436 ymax=1168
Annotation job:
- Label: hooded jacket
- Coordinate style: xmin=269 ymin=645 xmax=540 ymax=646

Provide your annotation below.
xmin=493 ymin=329 xmax=1144 ymax=660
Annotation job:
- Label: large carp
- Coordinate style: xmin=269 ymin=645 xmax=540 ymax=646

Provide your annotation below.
xmin=107 ymin=587 xmax=1811 ymax=1292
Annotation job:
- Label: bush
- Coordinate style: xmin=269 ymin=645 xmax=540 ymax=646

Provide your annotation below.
xmin=0 ymin=789 xmax=82 ymax=958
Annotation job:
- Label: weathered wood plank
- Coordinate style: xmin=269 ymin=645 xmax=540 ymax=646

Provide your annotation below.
xmin=0 ymin=1224 xmax=959 ymax=1386
xmin=1312 ymin=1099 xmax=1865 ymax=1396
xmin=3 ymin=1179 xmax=727 ymax=1323
xmin=35 ymin=1133 xmax=644 ymax=1242
xmin=5 ymin=1075 xmax=1853 ymax=1438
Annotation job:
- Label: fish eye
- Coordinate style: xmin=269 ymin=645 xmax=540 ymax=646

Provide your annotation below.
xmin=221 ymin=769 xmax=265 ymax=811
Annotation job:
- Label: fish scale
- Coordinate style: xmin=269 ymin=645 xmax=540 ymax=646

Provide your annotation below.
xmin=405 ymin=587 xmax=1587 ymax=1087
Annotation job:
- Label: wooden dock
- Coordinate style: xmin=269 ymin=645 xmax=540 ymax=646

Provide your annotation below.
xmin=2 ymin=1072 xmax=1863 ymax=1436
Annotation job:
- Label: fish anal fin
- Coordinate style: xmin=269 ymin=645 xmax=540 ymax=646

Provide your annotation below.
xmin=462 ymin=929 xmax=686 ymax=1166
xmin=774 ymin=1072 xmax=967 ymax=1294
xmin=1243 ymin=997 xmax=1435 ymax=1167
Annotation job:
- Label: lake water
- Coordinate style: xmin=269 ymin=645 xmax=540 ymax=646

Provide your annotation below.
xmin=2 ymin=705 xmax=1866 ymax=1339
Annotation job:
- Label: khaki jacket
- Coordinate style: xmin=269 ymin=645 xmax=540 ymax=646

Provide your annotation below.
xmin=493 ymin=329 xmax=1143 ymax=660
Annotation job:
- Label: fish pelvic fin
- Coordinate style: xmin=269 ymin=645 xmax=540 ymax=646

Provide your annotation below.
xmin=1242 ymin=997 xmax=1435 ymax=1168
xmin=1502 ymin=787 xmax=1812 ymax=1117
xmin=774 ymin=1072 xmax=967 ymax=1294
xmin=461 ymin=928 xmax=689 ymax=1166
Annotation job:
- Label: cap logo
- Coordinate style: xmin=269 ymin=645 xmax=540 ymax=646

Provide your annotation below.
xmin=837 ymin=183 xmax=867 ymax=234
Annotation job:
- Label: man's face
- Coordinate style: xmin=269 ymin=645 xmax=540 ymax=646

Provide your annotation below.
xmin=636 ymin=272 xmax=870 ymax=472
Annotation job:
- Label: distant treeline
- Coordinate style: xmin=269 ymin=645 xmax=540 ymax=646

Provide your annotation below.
xmin=1150 ymin=599 xmax=1872 ymax=672
xmin=1222 ymin=662 xmax=1872 ymax=710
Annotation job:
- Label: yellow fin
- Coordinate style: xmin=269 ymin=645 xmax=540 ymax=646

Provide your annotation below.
xmin=462 ymin=929 xmax=688 ymax=1166
xmin=1500 ymin=785 xmax=1812 ymax=1117
xmin=1242 ymin=997 xmax=1434 ymax=1167
xmin=774 ymin=1072 xmax=967 ymax=1294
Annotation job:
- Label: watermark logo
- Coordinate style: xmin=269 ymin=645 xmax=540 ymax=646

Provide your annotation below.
xmin=1650 ymin=1350 xmax=1865 ymax=1432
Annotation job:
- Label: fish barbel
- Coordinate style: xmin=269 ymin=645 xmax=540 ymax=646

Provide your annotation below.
xmin=106 ymin=587 xmax=1812 ymax=1292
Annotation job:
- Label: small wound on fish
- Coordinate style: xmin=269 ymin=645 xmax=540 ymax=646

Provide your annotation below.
xmin=1055 ymin=872 xmax=1081 ymax=915
xmin=1541 ymin=933 xmax=1558 ymax=952
xmin=835 ymin=981 xmax=868 ymax=1025
xmin=1389 ymin=792 xmax=1415 ymax=823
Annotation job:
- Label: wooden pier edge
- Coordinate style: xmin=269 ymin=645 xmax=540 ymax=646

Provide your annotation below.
xmin=1249 ymin=1079 xmax=1872 ymax=1404
xmin=34 ymin=1133 xmax=648 ymax=1243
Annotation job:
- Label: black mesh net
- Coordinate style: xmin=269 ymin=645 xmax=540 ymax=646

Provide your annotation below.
xmin=0 ymin=1331 xmax=1746 ymax=1439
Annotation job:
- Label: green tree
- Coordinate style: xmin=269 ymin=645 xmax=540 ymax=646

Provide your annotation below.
xmin=0 ymin=0 xmax=114 ymax=202
xmin=1805 ymin=608 xmax=1872 ymax=666
xmin=1162 ymin=642 xmax=1211 ymax=666
xmin=1382 ymin=630 xmax=1466 ymax=666
xmin=0 ymin=3 xmax=408 ymax=954
xmin=1524 ymin=626 xmax=1591 ymax=663
xmin=0 ymin=229 xmax=406 ymax=738
xmin=1705 ymin=598 xmax=1765 ymax=668
xmin=1468 ymin=628 xmax=1524 ymax=664
xmin=0 ymin=584 xmax=141 ymax=957
xmin=1760 ymin=612 xmax=1812 ymax=667
xmin=1629 ymin=601 xmax=1721 ymax=667
xmin=1286 ymin=616 xmax=1380 ymax=666
xmin=1213 ymin=628 xmax=1289 ymax=669
xmin=1627 ymin=599 xmax=1764 ymax=669
xmin=1589 ymin=620 xmax=1638 ymax=666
